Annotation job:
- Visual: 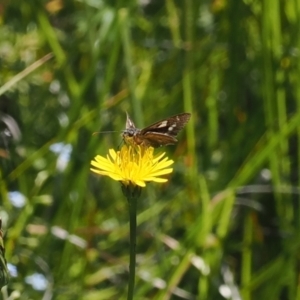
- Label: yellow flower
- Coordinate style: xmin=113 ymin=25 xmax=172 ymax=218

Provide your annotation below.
xmin=90 ymin=145 xmax=174 ymax=187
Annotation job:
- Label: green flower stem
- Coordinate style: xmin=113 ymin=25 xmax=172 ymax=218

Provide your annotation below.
xmin=122 ymin=184 xmax=141 ymax=300
xmin=127 ymin=194 xmax=137 ymax=300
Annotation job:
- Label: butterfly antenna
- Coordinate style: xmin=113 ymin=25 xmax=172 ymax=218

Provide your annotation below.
xmin=92 ymin=131 xmax=119 ymax=136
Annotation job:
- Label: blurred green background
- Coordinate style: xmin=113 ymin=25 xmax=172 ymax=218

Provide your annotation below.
xmin=1 ymin=0 xmax=300 ymax=299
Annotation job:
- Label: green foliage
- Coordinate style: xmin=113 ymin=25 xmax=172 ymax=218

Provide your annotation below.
xmin=0 ymin=220 xmax=9 ymax=290
xmin=0 ymin=0 xmax=300 ymax=299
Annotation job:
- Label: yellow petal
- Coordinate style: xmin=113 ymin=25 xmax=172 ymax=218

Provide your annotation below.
xmin=90 ymin=145 xmax=174 ymax=187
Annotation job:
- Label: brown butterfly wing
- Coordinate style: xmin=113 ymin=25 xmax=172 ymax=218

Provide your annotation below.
xmin=142 ymin=132 xmax=178 ymax=147
xmin=140 ymin=113 xmax=191 ymax=137
xmin=140 ymin=113 xmax=191 ymax=147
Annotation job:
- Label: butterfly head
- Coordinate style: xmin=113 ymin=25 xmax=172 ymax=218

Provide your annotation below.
xmin=122 ymin=113 xmax=141 ymax=147
xmin=123 ymin=112 xmax=136 ymax=136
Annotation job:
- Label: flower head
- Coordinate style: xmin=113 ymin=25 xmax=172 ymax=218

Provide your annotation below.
xmin=90 ymin=145 xmax=174 ymax=187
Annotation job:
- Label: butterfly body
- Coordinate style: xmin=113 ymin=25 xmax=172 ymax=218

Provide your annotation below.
xmin=123 ymin=112 xmax=191 ymax=148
